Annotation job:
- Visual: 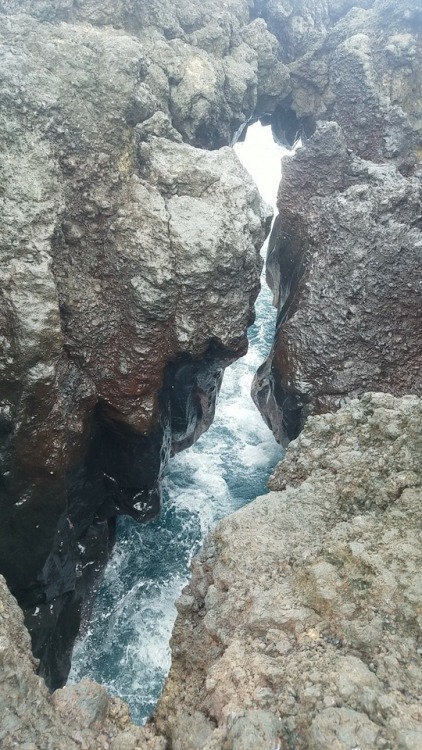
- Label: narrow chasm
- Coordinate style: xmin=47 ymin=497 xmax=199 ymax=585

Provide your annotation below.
xmin=69 ymin=123 xmax=285 ymax=723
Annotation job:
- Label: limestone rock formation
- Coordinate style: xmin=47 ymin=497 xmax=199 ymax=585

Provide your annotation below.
xmin=0 ymin=0 xmax=282 ymax=686
xmin=156 ymin=393 xmax=422 ymax=750
xmin=253 ymin=0 xmax=422 ymax=441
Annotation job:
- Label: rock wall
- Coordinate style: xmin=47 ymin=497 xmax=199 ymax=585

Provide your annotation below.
xmin=252 ymin=0 xmax=422 ymax=440
xmin=1 ymin=0 xmax=421 ymax=716
xmin=0 ymin=0 xmax=286 ymax=686
xmin=156 ymin=393 xmax=422 ymax=750
xmin=3 ymin=393 xmax=421 ymax=749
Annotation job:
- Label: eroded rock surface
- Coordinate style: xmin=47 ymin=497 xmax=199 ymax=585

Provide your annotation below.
xmin=253 ymin=0 xmax=422 ymax=440
xmin=0 ymin=0 xmax=279 ymax=686
xmin=1 ymin=0 xmax=421 ymax=711
xmin=156 ymin=393 xmax=422 ymax=750
xmin=4 ymin=393 xmax=421 ymax=749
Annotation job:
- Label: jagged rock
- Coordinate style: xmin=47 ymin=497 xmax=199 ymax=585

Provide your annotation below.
xmin=254 ymin=119 xmax=422 ymax=440
xmin=253 ymin=0 xmax=422 ymax=440
xmin=2 ymin=393 xmax=421 ymax=748
xmin=0 ymin=1 xmax=281 ymax=686
xmin=252 ymin=0 xmax=374 ymax=62
xmin=258 ymin=0 xmax=421 ymax=159
xmin=0 ymin=574 xmax=166 ymax=750
xmin=1 ymin=0 xmax=421 ymax=720
xmin=156 ymin=393 xmax=422 ymax=749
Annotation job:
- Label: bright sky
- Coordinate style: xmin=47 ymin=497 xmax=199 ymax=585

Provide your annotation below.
xmin=234 ymin=122 xmax=286 ymax=210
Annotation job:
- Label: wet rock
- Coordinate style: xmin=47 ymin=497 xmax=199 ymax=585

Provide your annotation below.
xmin=0 ymin=0 xmax=277 ymax=686
xmin=2 ymin=0 xmax=421 ymax=715
xmin=253 ymin=0 xmax=422 ymax=440
xmin=254 ymin=120 xmax=422 ymax=440
xmin=156 ymin=394 xmax=422 ymax=750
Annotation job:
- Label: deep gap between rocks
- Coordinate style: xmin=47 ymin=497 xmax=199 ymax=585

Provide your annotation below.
xmin=69 ymin=123 xmax=288 ymax=724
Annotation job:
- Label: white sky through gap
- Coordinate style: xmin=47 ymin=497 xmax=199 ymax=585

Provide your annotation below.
xmin=234 ymin=122 xmax=287 ymax=211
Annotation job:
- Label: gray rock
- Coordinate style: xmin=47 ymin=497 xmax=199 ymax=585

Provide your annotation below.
xmin=156 ymin=394 xmax=422 ymax=750
xmin=0 ymin=0 xmax=275 ymax=686
xmin=224 ymin=710 xmax=281 ymax=750
xmin=2 ymin=394 xmax=421 ymax=749
xmin=308 ymin=708 xmax=380 ymax=750
xmin=1 ymin=0 xmax=421 ymax=737
xmin=253 ymin=0 xmax=422 ymax=441
xmin=168 ymin=710 xmax=216 ymax=750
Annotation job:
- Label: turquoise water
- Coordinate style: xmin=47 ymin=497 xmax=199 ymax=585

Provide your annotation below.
xmin=69 ymin=124 xmax=283 ymax=724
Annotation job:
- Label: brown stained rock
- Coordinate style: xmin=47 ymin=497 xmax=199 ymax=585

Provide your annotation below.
xmin=156 ymin=393 xmax=422 ymax=750
xmin=1 ymin=0 xmax=421 ymax=714
xmin=253 ymin=0 xmax=422 ymax=441
xmin=2 ymin=394 xmax=421 ymax=748
xmin=0 ymin=2 xmax=281 ymax=686
xmin=254 ymin=120 xmax=422 ymax=441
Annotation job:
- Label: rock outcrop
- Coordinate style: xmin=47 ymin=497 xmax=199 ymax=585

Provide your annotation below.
xmin=1 ymin=0 xmax=421 ymax=715
xmin=0 ymin=0 xmax=284 ymax=686
xmin=3 ymin=393 xmax=421 ymax=749
xmin=156 ymin=393 xmax=422 ymax=750
xmin=252 ymin=0 xmax=422 ymax=441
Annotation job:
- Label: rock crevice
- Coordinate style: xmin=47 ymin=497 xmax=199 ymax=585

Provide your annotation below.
xmin=1 ymin=0 xmax=421 ymax=732
xmin=0 ymin=0 xmax=276 ymax=686
xmin=252 ymin=0 xmax=422 ymax=441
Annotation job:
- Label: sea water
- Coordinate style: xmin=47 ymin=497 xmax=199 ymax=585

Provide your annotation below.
xmin=70 ymin=123 xmax=284 ymax=723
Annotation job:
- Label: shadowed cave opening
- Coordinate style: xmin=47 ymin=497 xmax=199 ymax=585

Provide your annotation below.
xmin=69 ymin=122 xmax=291 ymax=724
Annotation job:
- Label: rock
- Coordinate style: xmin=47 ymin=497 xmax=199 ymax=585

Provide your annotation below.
xmin=261 ymin=0 xmax=420 ymax=159
xmin=167 ymin=710 xmax=216 ymax=750
xmin=253 ymin=0 xmax=422 ymax=441
xmin=253 ymin=0 xmax=374 ymax=63
xmin=0 ymin=0 xmax=277 ymax=686
xmin=156 ymin=394 xmax=422 ymax=750
xmin=224 ymin=710 xmax=281 ymax=750
xmin=254 ymin=121 xmax=422 ymax=440
xmin=308 ymin=708 xmax=380 ymax=750
xmin=2 ymin=394 xmax=421 ymax=748
xmin=1 ymin=0 xmax=421 ymax=717
xmin=52 ymin=680 xmax=110 ymax=729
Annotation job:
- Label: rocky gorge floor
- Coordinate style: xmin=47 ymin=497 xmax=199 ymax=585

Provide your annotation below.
xmin=2 ymin=392 xmax=421 ymax=749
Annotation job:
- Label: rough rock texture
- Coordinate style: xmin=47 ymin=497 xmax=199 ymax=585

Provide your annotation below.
xmin=156 ymin=393 xmax=422 ymax=750
xmin=252 ymin=0 xmax=422 ymax=441
xmin=0 ymin=573 xmax=166 ymax=750
xmin=2 ymin=0 xmax=422 ymax=708
xmin=0 ymin=0 xmax=281 ymax=686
